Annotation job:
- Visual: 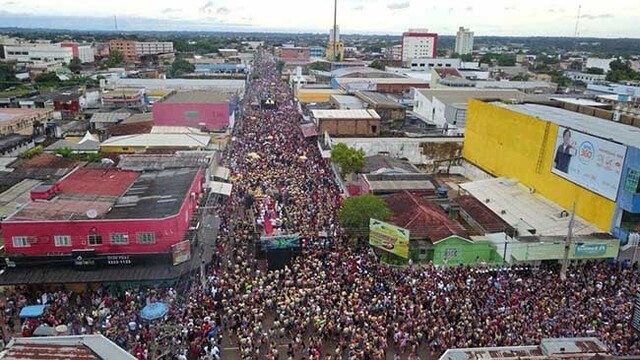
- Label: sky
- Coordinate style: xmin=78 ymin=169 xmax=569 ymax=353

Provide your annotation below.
xmin=1 ymin=0 xmax=639 ymax=37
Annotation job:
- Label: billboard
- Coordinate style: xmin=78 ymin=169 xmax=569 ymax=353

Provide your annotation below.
xmin=551 ymin=126 xmax=626 ymax=200
xmin=172 ymin=240 xmax=191 ymax=266
xmin=369 ymin=219 xmax=410 ymax=259
xmin=260 ymin=234 xmax=301 ymax=250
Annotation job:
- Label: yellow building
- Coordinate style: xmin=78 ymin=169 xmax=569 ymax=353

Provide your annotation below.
xmin=326 ymin=41 xmax=345 ymax=61
xmin=463 ymin=100 xmax=627 ymax=231
xmin=294 ymin=87 xmax=343 ymax=104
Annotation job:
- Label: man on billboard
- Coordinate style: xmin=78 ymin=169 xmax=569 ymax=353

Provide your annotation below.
xmin=554 ymin=128 xmax=575 ymax=173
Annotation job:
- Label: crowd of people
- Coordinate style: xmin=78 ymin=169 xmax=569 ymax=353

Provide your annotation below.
xmin=0 ymin=52 xmax=639 ymax=360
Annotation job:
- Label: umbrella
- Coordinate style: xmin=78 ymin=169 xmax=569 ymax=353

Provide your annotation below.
xmin=19 ymin=305 xmax=46 ymax=319
xmin=140 ymin=302 xmax=168 ymax=321
xmin=33 ymin=324 xmax=56 ymax=336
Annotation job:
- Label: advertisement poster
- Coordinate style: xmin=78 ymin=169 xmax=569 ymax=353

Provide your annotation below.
xmin=369 ymin=219 xmax=410 ymax=259
xmin=260 ymin=234 xmax=301 ymax=250
xmin=551 ymin=126 xmax=626 ymax=200
xmin=172 ymin=240 xmax=191 ymax=266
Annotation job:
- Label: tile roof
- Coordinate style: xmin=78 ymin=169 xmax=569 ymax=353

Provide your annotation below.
xmin=384 ymin=191 xmax=469 ymax=241
xmin=454 ymin=195 xmax=513 ymax=234
xmin=3 ymin=335 xmax=136 ymax=360
xmin=18 ymin=153 xmax=77 ymax=169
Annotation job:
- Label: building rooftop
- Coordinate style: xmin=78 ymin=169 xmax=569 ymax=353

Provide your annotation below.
xmin=1 ymin=335 xmax=136 ymax=360
xmin=434 ymin=68 xmax=464 ymax=78
xmin=384 ymin=191 xmax=469 ymax=241
xmin=549 ymin=97 xmax=609 ymax=107
xmin=106 ymin=121 xmax=153 ymax=137
xmin=329 ymin=95 xmax=365 ymax=106
xmin=362 ymin=155 xmax=419 ymax=174
xmin=6 ymin=167 xmax=199 ymax=222
xmin=334 ymin=77 xmax=428 ymax=85
xmin=311 ymin=109 xmax=381 ymax=120
xmin=365 ymin=174 xmax=437 ymax=193
xmin=16 ymin=153 xmax=77 ymax=170
xmin=101 ymin=133 xmax=211 ymax=148
xmin=89 ymin=112 xmax=132 ymax=124
xmin=331 ymin=67 xmax=404 ymax=78
xmin=418 ymin=88 xmax=526 ymax=106
xmin=0 ymin=179 xmax=42 ymax=218
xmin=0 ymin=108 xmax=50 ymax=122
xmin=0 ymin=134 xmax=32 ymax=151
xmin=162 ymin=90 xmax=233 ymax=104
xmin=476 ymin=80 xmax=556 ymax=90
xmin=355 ymin=91 xmax=404 ymax=108
xmin=105 ymin=168 xmax=198 ymax=220
xmin=439 ymin=337 xmax=608 ymax=360
xmin=107 ymin=78 xmax=246 ymax=93
xmin=495 ymin=102 xmax=640 ymax=148
xmin=118 ymin=152 xmax=212 ymax=171
xmin=150 ymin=126 xmax=206 ymax=134
xmin=454 ymin=195 xmax=513 ymax=234
xmin=459 ymin=178 xmax=599 ymax=236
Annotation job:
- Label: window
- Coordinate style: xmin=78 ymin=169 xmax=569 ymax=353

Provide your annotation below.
xmin=625 ymin=168 xmax=640 ymax=193
xmin=54 ymin=235 xmax=71 ymax=247
xmin=137 ymin=232 xmax=156 ymax=244
xmin=184 ymin=110 xmax=200 ymax=120
xmin=444 ymin=248 xmax=458 ymax=258
xmin=110 ymin=233 xmax=129 ymax=245
xmin=12 ymin=236 xmax=29 ymax=248
xmin=88 ymin=234 xmax=103 ymax=246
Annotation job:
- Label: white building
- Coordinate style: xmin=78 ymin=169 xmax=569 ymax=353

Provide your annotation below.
xmin=409 ymin=57 xmax=461 ymax=70
xmin=565 ymin=71 xmax=606 ymax=84
xmin=4 ymin=44 xmax=73 ymax=63
xmin=135 ymin=42 xmax=174 ymax=56
xmin=77 ymin=45 xmax=95 ymax=63
xmin=413 ymin=88 xmax=526 ymax=134
xmin=401 ymin=29 xmax=437 ymax=64
xmin=585 ymin=57 xmax=615 ymax=73
xmin=329 ymin=25 xmax=340 ymax=43
xmin=454 ymin=27 xmax=474 ymax=55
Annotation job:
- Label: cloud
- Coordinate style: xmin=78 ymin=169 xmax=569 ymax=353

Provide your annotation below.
xmin=582 ymin=13 xmax=614 ymax=20
xmin=162 ymin=8 xmax=181 ymax=14
xmin=3 ymin=1 xmax=16 ymax=5
xmin=387 ymin=1 xmax=410 ymax=10
xmin=352 ymin=5 xmax=365 ymax=11
xmin=200 ymin=1 xmax=215 ymax=13
xmin=216 ymin=6 xmax=230 ymax=15
xmin=504 ymin=6 xmax=515 ymax=11
xmin=465 ymin=6 xmax=473 ymax=12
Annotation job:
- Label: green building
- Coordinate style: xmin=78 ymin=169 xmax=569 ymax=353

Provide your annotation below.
xmin=430 ymin=236 xmax=502 ymax=266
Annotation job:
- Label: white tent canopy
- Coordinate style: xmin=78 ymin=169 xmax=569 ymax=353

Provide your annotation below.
xmin=208 ymin=181 xmax=232 ymax=196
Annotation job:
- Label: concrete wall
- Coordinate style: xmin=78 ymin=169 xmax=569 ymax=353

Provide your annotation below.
xmin=463 ymin=100 xmax=616 ymax=231
xmin=333 ymin=137 xmax=463 ymax=165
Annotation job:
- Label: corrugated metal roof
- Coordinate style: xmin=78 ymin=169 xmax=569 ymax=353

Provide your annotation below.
xmin=0 ymin=179 xmax=42 ymax=218
xmin=311 ymin=109 xmax=381 ymax=120
xmin=101 ymin=134 xmax=211 ymax=148
xmin=459 ymin=177 xmax=599 ymax=236
xmin=495 ymin=102 xmax=640 ymax=148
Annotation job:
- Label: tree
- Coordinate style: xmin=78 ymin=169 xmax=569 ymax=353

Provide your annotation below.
xmin=338 ymin=194 xmax=391 ymax=236
xmin=331 ymin=143 xmax=365 ymax=178
xmin=459 ymin=53 xmax=473 ymax=62
xmin=169 ymin=58 xmax=195 ymax=78
xmin=552 ymin=74 xmax=571 ymax=88
xmin=585 ymin=67 xmax=604 ymax=75
xmin=307 ymin=61 xmax=329 ymax=72
xmin=54 ymin=147 xmax=73 ymax=158
xmin=606 ymin=59 xmax=639 ymax=82
xmin=275 ymin=60 xmax=285 ymax=73
xmin=68 ymin=57 xmax=82 ymax=73
xmin=104 ymin=49 xmax=124 ymax=67
xmin=569 ymin=60 xmax=583 ymax=71
xmin=369 ymin=60 xmax=384 ymax=70
xmin=0 ymin=62 xmax=18 ymax=90
xmin=511 ymin=74 xmax=530 ymax=81
xmin=34 ymin=72 xmax=61 ymax=86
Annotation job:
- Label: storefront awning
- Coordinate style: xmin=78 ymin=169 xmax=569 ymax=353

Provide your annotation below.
xmin=209 ymin=181 xmax=233 ymax=196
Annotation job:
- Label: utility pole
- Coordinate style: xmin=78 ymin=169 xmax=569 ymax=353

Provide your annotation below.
xmin=114 ymin=15 xmax=118 ymax=31
xmin=560 ymin=202 xmax=576 ymax=280
xmin=333 ymin=0 xmax=338 ymax=62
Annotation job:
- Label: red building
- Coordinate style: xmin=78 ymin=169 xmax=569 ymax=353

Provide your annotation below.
xmin=53 ymin=93 xmax=81 ymax=120
xmin=278 ymin=47 xmax=310 ymax=62
xmin=152 ymin=91 xmax=236 ymax=131
xmin=2 ymin=166 xmax=204 ymax=264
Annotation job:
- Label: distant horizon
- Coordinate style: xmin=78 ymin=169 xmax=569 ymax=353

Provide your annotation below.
xmin=0 ymin=1 xmax=639 ymax=39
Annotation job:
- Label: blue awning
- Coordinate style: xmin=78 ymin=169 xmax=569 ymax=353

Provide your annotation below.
xmin=19 ymin=305 xmax=47 ymax=318
xmin=140 ymin=302 xmax=168 ymax=321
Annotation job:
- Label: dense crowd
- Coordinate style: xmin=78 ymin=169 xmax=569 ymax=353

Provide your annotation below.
xmin=0 ymin=52 xmax=638 ymax=360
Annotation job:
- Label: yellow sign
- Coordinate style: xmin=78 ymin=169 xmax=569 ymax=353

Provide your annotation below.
xmin=369 ymin=219 xmax=410 ymax=259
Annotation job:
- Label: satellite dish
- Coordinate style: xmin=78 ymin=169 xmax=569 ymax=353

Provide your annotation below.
xmin=86 ymin=209 xmax=98 ymax=219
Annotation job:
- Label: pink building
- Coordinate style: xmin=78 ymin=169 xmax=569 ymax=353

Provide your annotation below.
xmin=152 ymin=91 xmax=236 ymax=131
